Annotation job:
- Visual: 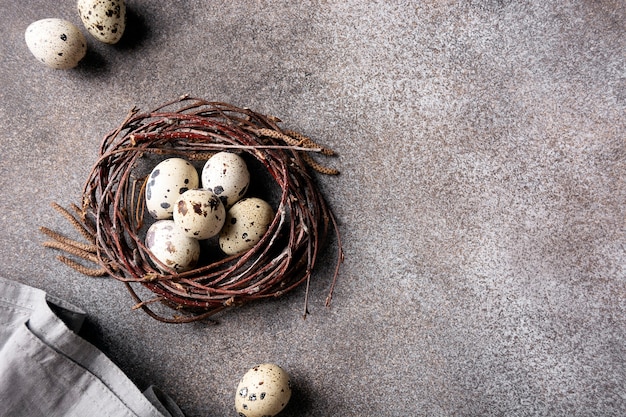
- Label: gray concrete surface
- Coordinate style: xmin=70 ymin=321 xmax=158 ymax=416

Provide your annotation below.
xmin=1 ymin=1 xmax=625 ymax=416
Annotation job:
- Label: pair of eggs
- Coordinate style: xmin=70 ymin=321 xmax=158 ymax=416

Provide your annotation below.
xmin=145 ymin=153 xmax=274 ymax=273
xmin=24 ymin=0 xmax=126 ymax=69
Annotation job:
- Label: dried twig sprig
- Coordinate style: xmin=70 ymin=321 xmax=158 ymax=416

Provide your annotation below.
xmin=40 ymin=202 xmax=108 ymax=277
xmin=42 ymin=96 xmax=343 ymax=323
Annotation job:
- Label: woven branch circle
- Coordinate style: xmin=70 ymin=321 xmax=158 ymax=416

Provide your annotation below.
xmin=71 ymin=96 xmax=342 ymax=323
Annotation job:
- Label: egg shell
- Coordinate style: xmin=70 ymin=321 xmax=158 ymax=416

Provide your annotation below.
xmin=25 ymin=19 xmax=87 ymax=69
xmin=77 ymin=0 xmax=126 ymax=44
xmin=201 ymin=152 xmax=250 ymax=209
xmin=146 ymin=158 xmax=199 ymax=220
xmin=174 ymin=189 xmax=225 ymax=240
xmin=145 ymin=220 xmax=200 ymax=273
xmin=235 ymin=363 xmax=292 ymax=417
xmin=219 ymin=198 xmax=274 ymax=256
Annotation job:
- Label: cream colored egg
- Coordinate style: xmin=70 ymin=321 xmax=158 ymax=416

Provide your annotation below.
xmin=77 ymin=0 xmax=126 ymax=44
xmin=25 ymin=19 xmax=87 ymax=69
xmin=145 ymin=220 xmax=200 ymax=273
xmin=235 ymin=363 xmax=292 ymax=417
xmin=146 ymin=158 xmax=199 ymax=220
xmin=219 ymin=198 xmax=274 ymax=256
xmin=201 ymin=152 xmax=250 ymax=209
xmin=174 ymin=189 xmax=225 ymax=240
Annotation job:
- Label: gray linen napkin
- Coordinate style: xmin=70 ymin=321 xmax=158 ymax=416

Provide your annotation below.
xmin=0 ymin=276 xmax=185 ymax=417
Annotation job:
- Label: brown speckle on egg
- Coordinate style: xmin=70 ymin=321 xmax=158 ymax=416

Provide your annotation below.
xmin=177 ymin=200 xmax=188 ymax=216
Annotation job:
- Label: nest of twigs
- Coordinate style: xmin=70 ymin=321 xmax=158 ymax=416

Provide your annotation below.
xmin=41 ymin=96 xmax=343 ymax=323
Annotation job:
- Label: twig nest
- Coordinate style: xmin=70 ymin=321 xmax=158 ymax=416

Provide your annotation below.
xmin=41 ymin=96 xmax=343 ymax=323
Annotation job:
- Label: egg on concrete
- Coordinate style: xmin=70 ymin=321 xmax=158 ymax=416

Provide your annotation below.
xmin=145 ymin=158 xmax=199 ymax=220
xmin=77 ymin=0 xmax=126 ymax=44
xmin=145 ymin=220 xmax=200 ymax=273
xmin=235 ymin=363 xmax=292 ymax=417
xmin=201 ymin=152 xmax=250 ymax=209
xmin=174 ymin=189 xmax=225 ymax=240
xmin=219 ymin=198 xmax=274 ymax=256
xmin=25 ymin=19 xmax=87 ymax=69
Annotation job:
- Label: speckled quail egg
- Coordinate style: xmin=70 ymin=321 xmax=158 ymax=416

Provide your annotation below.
xmin=145 ymin=220 xmax=200 ymax=273
xmin=146 ymin=158 xmax=199 ymax=220
xmin=25 ymin=19 xmax=87 ymax=69
xmin=219 ymin=198 xmax=274 ymax=256
xmin=173 ymin=189 xmax=225 ymax=240
xmin=201 ymin=152 xmax=250 ymax=208
xmin=77 ymin=0 xmax=126 ymax=44
xmin=235 ymin=363 xmax=292 ymax=417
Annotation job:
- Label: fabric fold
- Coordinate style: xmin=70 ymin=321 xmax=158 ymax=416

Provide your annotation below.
xmin=0 ymin=277 xmax=185 ymax=417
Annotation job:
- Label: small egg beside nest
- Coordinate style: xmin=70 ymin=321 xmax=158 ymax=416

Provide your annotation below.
xmin=235 ymin=363 xmax=292 ymax=417
xmin=77 ymin=0 xmax=126 ymax=44
xmin=25 ymin=19 xmax=87 ymax=69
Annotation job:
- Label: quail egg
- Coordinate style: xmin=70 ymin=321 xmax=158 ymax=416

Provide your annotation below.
xmin=145 ymin=220 xmax=200 ymax=273
xmin=174 ymin=189 xmax=225 ymax=240
xmin=25 ymin=19 xmax=87 ymax=69
xmin=201 ymin=152 xmax=250 ymax=208
xmin=235 ymin=363 xmax=292 ymax=417
xmin=145 ymin=158 xmax=199 ymax=220
xmin=219 ymin=198 xmax=274 ymax=256
xmin=77 ymin=0 xmax=126 ymax=44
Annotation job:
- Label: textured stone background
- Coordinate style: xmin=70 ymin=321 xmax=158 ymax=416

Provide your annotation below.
xmin=1 ymin=1 xmax=625 ymax=416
